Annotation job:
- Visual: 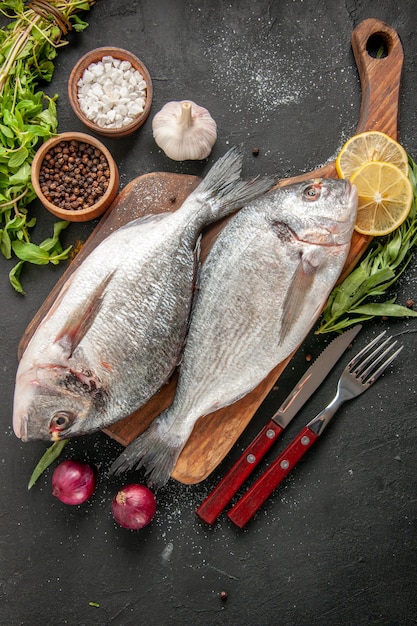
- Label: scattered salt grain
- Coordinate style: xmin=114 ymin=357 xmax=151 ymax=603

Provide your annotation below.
xmin=77 ymin=55 xmax=147 ymax=129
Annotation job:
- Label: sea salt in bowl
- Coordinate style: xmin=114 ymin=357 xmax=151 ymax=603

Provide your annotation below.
xmin=31 ymin=132 xmax=120 ymax=222
xmin=68 ymin=47 xmax=153 ymax=138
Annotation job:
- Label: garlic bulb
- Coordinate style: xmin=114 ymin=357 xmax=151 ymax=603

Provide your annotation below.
xmin=152 ymin=100 xmax=217 ymax=161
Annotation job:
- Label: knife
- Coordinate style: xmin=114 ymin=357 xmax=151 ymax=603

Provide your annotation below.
xmin=195 ymin=324 xmax=362 ymax=524
xmin=227 ymin=329 xmax=398 ymax=528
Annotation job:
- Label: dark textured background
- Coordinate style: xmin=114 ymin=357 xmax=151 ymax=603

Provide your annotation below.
xmin=1 ymin=1 xmax=416 ymax=625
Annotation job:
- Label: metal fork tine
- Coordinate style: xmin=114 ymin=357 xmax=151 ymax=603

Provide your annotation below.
xmin=353 ymin=337 xmax=394 ymax=377
xmin=306 ymin=332 xmax=402 ymax=436
xmin=347 ymin=330 xmax=386 ymax=371
xmin=363 ymin=344 xmax=403 ymax=385
xmin=359 ymin=338 xmax=397 ymax=378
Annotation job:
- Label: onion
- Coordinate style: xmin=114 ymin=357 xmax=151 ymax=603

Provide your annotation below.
xmin=112 ymin=484 xmax=156 ymax=530
xmin=52 ymin=460 xmax=96 ymax=505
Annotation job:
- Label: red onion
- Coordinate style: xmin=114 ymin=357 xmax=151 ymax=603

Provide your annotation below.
xmin=112 ymin=484 xmax=156 ymax=530
xmin=52 ymin=460 xmax=96 ymax=505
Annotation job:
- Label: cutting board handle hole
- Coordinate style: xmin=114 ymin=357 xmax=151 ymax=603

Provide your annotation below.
xmin=366 ymin=32 xmax=390 ymax=59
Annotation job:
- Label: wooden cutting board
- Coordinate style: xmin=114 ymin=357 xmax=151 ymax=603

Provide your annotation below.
xmin=18 ymin=18 xmax=404 ymax=484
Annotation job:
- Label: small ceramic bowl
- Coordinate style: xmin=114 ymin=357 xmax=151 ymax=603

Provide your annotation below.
xmin=31 ymin=132 xmax=120 ymax=222
xmin=68 ymin=47 xmax=153 ymax=138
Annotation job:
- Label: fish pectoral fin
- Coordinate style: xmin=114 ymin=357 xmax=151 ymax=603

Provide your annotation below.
xmin=280 ymin=254 xmax=318 ymax=342
xmin=55 ymin=272 xmax=114 ymax=357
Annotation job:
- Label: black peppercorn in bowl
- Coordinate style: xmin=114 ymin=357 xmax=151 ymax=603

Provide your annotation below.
xmin=31 ymin=132 xmax=119 ymax=222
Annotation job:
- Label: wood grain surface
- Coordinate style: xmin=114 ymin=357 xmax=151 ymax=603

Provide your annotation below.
xmin=18 ymin=19 xmax=404 ymax=484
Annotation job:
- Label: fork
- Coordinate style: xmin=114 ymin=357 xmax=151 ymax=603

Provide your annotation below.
xmin=227 ymin=331 xmax=403 ymax=528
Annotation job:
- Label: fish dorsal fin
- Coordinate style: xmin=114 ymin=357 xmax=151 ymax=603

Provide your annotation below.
xmin=280 ymin=252 xmax=319 ymax=342
xmin=55 ymin=272 xmax=114 ymax=357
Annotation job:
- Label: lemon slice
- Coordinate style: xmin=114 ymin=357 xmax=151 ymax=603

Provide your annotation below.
xmin=336 ymin=131 xmax=409 ymax=180
xmin=350 ymin=161 xmax=413 ymax=236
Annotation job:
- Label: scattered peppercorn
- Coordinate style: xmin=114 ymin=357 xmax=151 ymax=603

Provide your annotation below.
xmin=252 ymin=146 xmax=260 ymax=156
xmin=39 ymin=140 xmax=110 ymax=211
xmin=405 ymin=298 xmax=414 ymax=309
xmin=305 ymin=353 xmax=312 ymax=362
xmin=220 ymin=590 xmax=228 ymax=600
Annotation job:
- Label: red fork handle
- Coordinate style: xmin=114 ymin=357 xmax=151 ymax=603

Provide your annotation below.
xmin=227 ymin=426 xmax=319 ymax=528
xmin=196 ymin=420 xmax=283 ymax=524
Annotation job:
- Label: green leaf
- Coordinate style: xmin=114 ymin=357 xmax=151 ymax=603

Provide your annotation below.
xmin=5 ymin=214 xmax=26 ymax=232
xmin=323 ymin=314 xmax=376 ymax=334
xmin=11 ymin=240 xmax=50 ymax=264
xmin=24 ymin=124 xmax=53 ymax=139
xmin=351 ymin=302 xmax=417 ymax=318
xmin=8 ymin=145 xmax=29 ymax=168
xmin=2 ymin=109 xmax=14 ymax=127
xmin=9 ymin=260 xmax=25 ymax=294
xmin=48 ymin=245 xmax=72 ymax=264
xmin=38 ymin=60 xmax=55 ymax=82
xmin=384 ymin=231 xmax=403 ymax=265
xmin=8 ymin=162 xmax=30 ymax=184
xmin=28 ymin=440 xmax=69 ymax=489
xmin=359 ymin=268 xmax=396 ymax=297
xmin=71 ymin=13 xmax=91 ymax=32
xmin=38 ymin=99 xmax=58 ymax=130
xmin=0 ymin=123 xmax=14 ymax=138
xmin=16 ymin=99 xmax=42 ymax=116
xmin=13 ymin=107 xmax=24 ymax=131
xmin=0 ymin=227 xmax=11 ymax=258
xmin=39 ymin=220 xmax=70 ymax=251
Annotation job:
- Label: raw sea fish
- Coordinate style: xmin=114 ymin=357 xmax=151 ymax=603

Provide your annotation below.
xmin=111 ymin=178 xmax=358 ymax=487
xmin=13 ymin=147 xmax=274 ymax=442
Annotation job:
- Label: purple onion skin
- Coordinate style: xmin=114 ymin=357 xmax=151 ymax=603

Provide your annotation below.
xmin=112 ymin=484 xmax=157 ymax=530
xmin=52 ymin=460 xmax=96 ymax=505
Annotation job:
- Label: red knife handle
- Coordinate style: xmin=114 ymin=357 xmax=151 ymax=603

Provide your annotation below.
xmin=196 ymin=420 xmax=284 ymax=524
xmin=227 ymin=426 xmax=319 ymax=528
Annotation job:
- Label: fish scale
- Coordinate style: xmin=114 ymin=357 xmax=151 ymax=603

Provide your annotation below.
xmin=111 ymin=177 xmax=358 ymax=487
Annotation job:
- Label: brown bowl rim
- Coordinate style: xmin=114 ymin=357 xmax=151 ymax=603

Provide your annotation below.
xmin=68 ymin=46 xmax=153 ymax=137
xmin=31 ymin=131 xmax=120 ymax=222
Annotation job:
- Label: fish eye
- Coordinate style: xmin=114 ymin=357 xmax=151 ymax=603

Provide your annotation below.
xmin=303 ymin=183 xmax=322 ymax=201
xmin=50 ymin=411 xmax=74 ymax=432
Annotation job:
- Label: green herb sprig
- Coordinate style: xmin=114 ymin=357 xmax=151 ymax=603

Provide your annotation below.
xmin=317 ymin=155 xmax=417 ymax=333
xmin=0 ymin=0 xmax=94 ymax=293
xmin=28 ymin=439 xmax=68 ymax=489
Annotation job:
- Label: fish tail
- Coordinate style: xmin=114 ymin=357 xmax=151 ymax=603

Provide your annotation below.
xmin=196 ymin=145 xmax=276 ymax=222
xmin=110 ymin=415 xmax=186 ymax=489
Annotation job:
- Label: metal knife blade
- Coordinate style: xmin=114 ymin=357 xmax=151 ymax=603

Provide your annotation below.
xmin=271 ymin=324 xmax=362 ymax=429
xmin=196 ymin=324 xmax=362 ymax=524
